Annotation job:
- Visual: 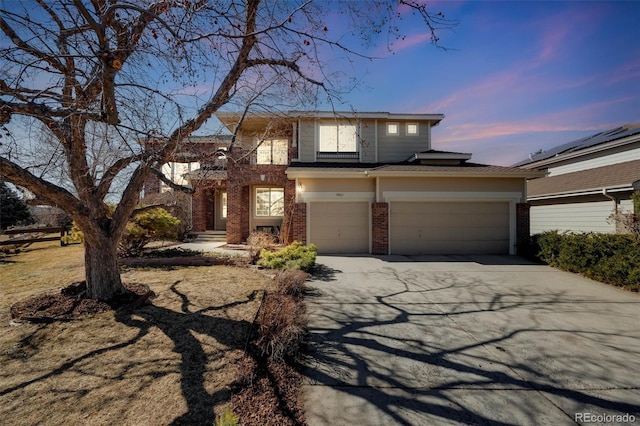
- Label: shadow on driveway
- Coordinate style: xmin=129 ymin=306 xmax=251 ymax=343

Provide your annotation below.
xmin=304 ymin=255 xmax=640 ymax=425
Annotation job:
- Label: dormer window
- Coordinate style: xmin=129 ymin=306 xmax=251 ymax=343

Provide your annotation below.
xmin=386 ymin=122 xmax=399 ymax=136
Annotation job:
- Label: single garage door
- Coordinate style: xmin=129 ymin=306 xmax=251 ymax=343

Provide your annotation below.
xmin=390 ymin=201 xmax=510 ymax=255
xmin=309 ymin=202 xmax=369 ymax=254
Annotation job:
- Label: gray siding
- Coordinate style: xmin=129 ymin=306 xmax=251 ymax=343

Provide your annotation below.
xmin=377 ymin=121 xmax=431 ymax=163
xmin=298 ymin=120 xmax=316 ymax=162
xmin=530 ymin=201 xmax=616 ymax=234
xmin=359 ymin=120 xmax=376 ymax=163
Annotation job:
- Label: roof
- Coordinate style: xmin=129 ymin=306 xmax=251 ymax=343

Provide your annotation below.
xmin=514 ymin=124 xmax=640 ymax=167
xmin=215 ymin=110 xmax=445 ymax=132
xmin=286 ymin=162 xmax=544 ymax=179
xmin=527 ymin=159 xmax=640 ymax=199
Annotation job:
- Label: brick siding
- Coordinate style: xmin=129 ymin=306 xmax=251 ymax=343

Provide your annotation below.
xmin=372 ymin=202 xmax=389 ymax=255
xmin=516 ymin=202 xmax=531 ymax=254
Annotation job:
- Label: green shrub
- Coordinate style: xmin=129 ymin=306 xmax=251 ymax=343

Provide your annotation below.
xmin=118 ymin=208 xmax=180 ymax=257
xmin=534 ymin=230 xmax=640 ymax=291
xmin=214 ymin=407 xmax=239 ymax=426
xmin=257 ymin=241 xmax=317 ymax=271
xmin=61 ymin=221 xmax=84 ymax=245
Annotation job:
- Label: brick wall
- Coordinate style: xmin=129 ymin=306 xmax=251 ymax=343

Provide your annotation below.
xmin=191 ymin=188 xmax=206 ymax=232
xmin=372 ymin=202 xmax=389 ymax=255
xmin=516 ymin=202 xmax=531 ymax=254
xmin=292 ymin=203 xmax=307 ymax=244
xmin=226 ymin=147 xmax=293 ymax=243
xmin=143 ymin=173 xmax=160 ymax=195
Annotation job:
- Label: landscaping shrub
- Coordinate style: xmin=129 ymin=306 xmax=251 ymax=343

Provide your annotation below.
xmin=274 ymin=269 xmax=308 ymax=298
xmin=257 ymin=241 xmax=317 ymax=271
xmin=247 ymin=231 xmax=278 ymax=262
xmin=534 ymin=231 xmax=640 ymax=291
xmin=254 ymin=292 xmax=306 ymax=361
xmin=61 ymin=221 xmax=85 ymax=245
xmin=118 ymin=208 xmax=180 ymax=257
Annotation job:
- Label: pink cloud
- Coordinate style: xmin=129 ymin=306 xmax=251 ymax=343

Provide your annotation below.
xmin=606 ymin=57 xmax=640 ymax=86
xmin=390 ymin=33 xmax=432 ymax=52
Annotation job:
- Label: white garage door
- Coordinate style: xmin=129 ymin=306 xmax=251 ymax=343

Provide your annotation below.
xmin=390 ymin=201 xmax=510 ymax=255
xmin=309 ymin=202 xmax=369 ymax=254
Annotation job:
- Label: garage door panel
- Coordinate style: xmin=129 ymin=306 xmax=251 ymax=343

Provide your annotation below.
xmin=390 ymin=201 xmax=510 ymax=255
xmin=310 ymin=202 xmax=369 ymax=254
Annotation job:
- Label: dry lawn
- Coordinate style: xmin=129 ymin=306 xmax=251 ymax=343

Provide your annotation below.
xmin=0 ymin=242 xmax=271 ymax=425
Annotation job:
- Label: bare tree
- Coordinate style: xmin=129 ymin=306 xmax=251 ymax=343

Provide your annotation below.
xmin=0 ymin=0 xmax=455 ymax=301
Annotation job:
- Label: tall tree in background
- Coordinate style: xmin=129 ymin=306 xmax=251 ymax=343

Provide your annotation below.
xmin=0 ymin=0 xmax=455 ymax=301
xmin=0 ymin=181 xmax=33 ymax=229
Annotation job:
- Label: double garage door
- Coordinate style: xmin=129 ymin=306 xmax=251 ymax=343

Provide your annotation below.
xmin=308 ymin=201 xmax=511 ymax=255
xmin=390 ymin=201 xmax=510 ymax=255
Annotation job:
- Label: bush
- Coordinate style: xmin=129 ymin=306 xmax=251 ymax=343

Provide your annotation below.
xmin=118 ymin=208 xmax=180 ymax=257
xmin=247 ymin=231 xmax=278 ymax=261
xmin=534 ymin=231 xmax=640 ymax=291
xmin=257 ymin=241 xmax=317 ymax=271
xmin=0 ymin=181 xmax=33 ymax=229
xmin=274 ymin=269 xmax=308 ymax=298
xmin=254 ymin=292 xmax=306 ymax=361
xmin=61 ymin=221 xmax=84 ymax=245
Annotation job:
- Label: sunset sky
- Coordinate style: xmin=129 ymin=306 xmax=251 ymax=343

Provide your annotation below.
xmin=327 ymin=0 xmax=640 ymax=166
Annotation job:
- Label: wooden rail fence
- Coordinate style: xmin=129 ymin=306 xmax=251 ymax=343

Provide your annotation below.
xmin=0 ymin=226 xmax=72 ymax=247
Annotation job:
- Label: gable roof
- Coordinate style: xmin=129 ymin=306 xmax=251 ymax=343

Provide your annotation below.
xmin=514 ymin=124 xmax=640 ymax=167
xmin=527 ymin=159 xmax=640 ymax=199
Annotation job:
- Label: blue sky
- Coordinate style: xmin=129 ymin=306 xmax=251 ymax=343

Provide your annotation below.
xmin=324 ymin=0 xmax=640 ymax=166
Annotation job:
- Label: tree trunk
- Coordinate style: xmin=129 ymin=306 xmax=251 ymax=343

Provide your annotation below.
xmin=84 ymin=233 xmax=125 ymax=301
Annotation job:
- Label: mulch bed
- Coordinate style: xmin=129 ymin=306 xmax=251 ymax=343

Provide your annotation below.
xmin=232 ymin=353 xmax=306 ymax=425
xmin=10 ymin=282 xmax=151 ymax=323
xmin=119 ymin=256 xmax=246 ymax=268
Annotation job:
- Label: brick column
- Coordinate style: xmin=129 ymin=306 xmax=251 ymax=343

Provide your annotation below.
xmin=292 ymin=203 xmax=307 ymax=244
xmin=372 ymin=202 xmax=389 ymax=255
xmin=191 ymin=189 xmax=206 ymax=232
xmin=143 ymin=173 xmax=160 ymax=196
xmin=516 ymin=202 xmax=531 ymax=255
xmin=226 ymin=184 xmax=243 ymax=243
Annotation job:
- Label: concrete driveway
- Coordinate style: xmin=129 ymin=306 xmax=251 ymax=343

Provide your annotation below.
xmin=303 ymin=255 xmax=640 ymax=425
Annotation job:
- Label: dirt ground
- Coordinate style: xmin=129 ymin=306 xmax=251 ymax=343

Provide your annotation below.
xmin=0 ymin=242 xmax=285 ymax=425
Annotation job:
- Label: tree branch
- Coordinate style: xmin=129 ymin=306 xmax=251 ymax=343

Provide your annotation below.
xmin=0 ymin=156 xmax=86 ymax=217
xmin=149 ymin=166 xmax=195 ymax=194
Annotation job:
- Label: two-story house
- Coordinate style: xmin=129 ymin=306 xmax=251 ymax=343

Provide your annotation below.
xmin=515 ymin=124 xmax=640 ymax=234
xmin=150 ymin=111 xmax=543 ymax=255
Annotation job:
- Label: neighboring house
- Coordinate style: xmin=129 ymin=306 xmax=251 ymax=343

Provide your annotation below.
xmin=146 ymin=111 xmax=542 ymax=255
xmin=515 ymin=124 xmax=640 ymax=235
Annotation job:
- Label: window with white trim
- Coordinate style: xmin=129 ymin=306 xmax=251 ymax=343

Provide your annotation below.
xmin=406 ymin=123 xmax=419 ymax=135
xmin=160 ymin=162 xmax=200 ymax=192
xmin=386 ymin=122 xmax=399 ymax=135
xmin=221 ymin=191 xmax=227 ymax=218
xmin=257 ymin=139 xmax=288 ymax=165
xmin=255 ymin=187 xmax=284 ymax=217
xmin=318 ymin=123 xmax=357 ymax=152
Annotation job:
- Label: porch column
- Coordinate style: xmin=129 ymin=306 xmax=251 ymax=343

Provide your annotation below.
xmin=191 ymin=188 xmax=207 ymax=232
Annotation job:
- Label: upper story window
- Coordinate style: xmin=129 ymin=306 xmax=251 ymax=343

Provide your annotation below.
xmin=161 ymin=162 xmax=200 ymax=191
xmin=406 ymin=123 xmax=419 ymax=135
xmin=257 ymin=139 xmax=288 ymax=165
xmin=318 ymin=123 xmax=357 ymax=152
xmin=386 ymin=122 xmax=399 ymax=136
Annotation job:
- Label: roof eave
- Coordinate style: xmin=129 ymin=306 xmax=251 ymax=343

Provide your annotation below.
xmin=528 ymin=184 xmax=635 ymax=201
